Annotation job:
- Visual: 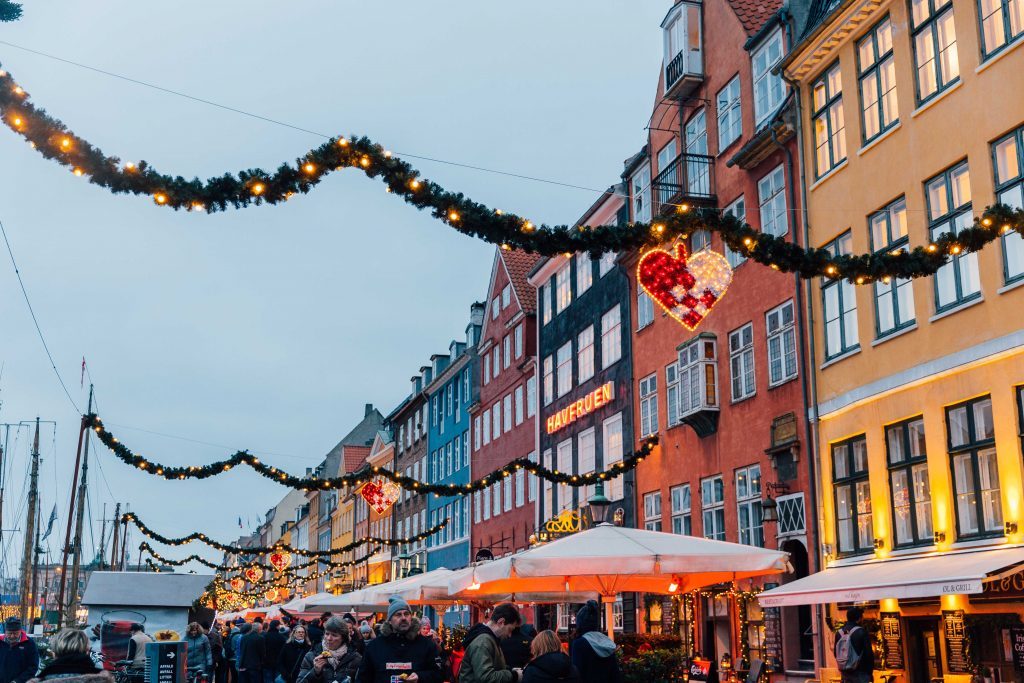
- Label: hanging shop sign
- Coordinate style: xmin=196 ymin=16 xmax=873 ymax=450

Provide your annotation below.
xmin=943 ymin=609 xmax=971 ymax=673
xmin=979 ymin=568 xmax=1024 ymax=601
xmin=880 ymin=612 xmax=904 ymax=670
xmin=546 ymin=382 xmax=614 ymax=434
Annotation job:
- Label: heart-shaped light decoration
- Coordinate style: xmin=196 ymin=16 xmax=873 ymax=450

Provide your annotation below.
xmin=269 ymin=550 xmax=293 ymax=572
xmin=244 ymin=565 xmax=264 ymax=584
xmin=358 ymin=477 xmax=402 ymax=515
xmin=229 ymin=577 xmax=245 ymax=592
xmin=638 ymin=243 xmax=733 ymax=330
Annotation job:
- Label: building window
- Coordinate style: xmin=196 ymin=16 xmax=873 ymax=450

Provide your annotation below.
xmin=758 ymin=165 xmax=788 ymax=237
xmin=1018 ymin=386 xmax=1024 ymax=452
xmin=556 ymin=341 xmax=572 ymax=398
xmin=601 ymin=305 xmax=622 ymax=368
xmin=766 ymin=301 xmax=798 ymax=386
xmin=529 ymin=451 xmax=538 ymax=502
xmin=577 ymin=326 xmax=595 ymax=383
xmin=514 ymin=385 xmax=524 ymax=425
xmin=736 ymin=464 xmax=764 ymax=547
xmin=911 ymin=0 xmax=959 ymax=103
xmin=482 ymin=410 xmax=490 ymax=445
xmin=473 ymin=416 xmax=481 ymax=451
xmin=678 ymin=336 xmax=719 ymax=418
xmin=639 ymin=374 xmax=659 ymax=438
xmin=926 ymin=162 xmax=980 ymax=311
xmin=685 ymin=110 xmax=710 ymax=196
xmin=541 ymin=282 xmax=551 ymax=325
xmin=723 ymin=195 xmax=747 ymax=268
xmin=812 ymin=62 xmax=847 ymax=177
xmin=752 ymin=29 xmax=785 ymax=127
xmin=576 ymin=253 xmax=593 ymax=295
xmin=526 ymin=375 xmax=537 ymax=417
xmin=644 ymin=491 xmax=663 ymax=531
xmin=833 ymin=434 xmax=872 ymax=555
xmin=632 ymin=164 xmax=652 ymax=223
xmin=494 ymin=482 xmax=502 ymax=517
xmin=869 ymin=198 xmax=916 ymax=335
xmin=701 ymin=476 xmax=726 ymax=541
xmin=857 ymin=16 xmax=899 ymax=143
xmin=716 ymin=75 xmax=742 ymax=151
xmin=603 ymin=413 xmax=624 ymax=501
xmin=491 ymin=296 xmax=500 ymax=320
xmin=992 ymin=127 xmax=1024 ymax=283
xmin=978 ymin=0 xmax=1024 ymax=58
xmin=822 ymin=232 xmax=859 ymax=359
xmin=555 ymin=261 xmax=572 ymax=314
xmin=516 ymin=468 xmax=525 ymax=507
xmin=504 ymin=475 xmax=513 ymax=512
xmin=728 ymin=323 xmax=755 ymax=402
xmin=688 ymin=231 xmax=711 ymax=255
xmin=886 ymin=416 xmax=933 ymax=547
xmin=493 ymin=347 xmax=500 ymax=380
xmin=671 ymin=484 xmax=691 ymax=535
xmin=483 ymin=486 xmax=491 ymax=521
xmin=637 ymin=290 xmax=655 ymax=329
xmin=543 ymin=356 xmax=554 ymax=407
xmin=503 ymin=335 xmax=511 ymax=369
xmin=514 ymin=323 xmax=524 ymax=358
xmin=947 ymin=396 xmax=1002 ymax=538
xmin=665 ymin=363 xmax=680 ymax=427
xmin=501 ymin=283 xmax=511 ymax=309
xmin=556 ymin=440 xmax=572 ymax=513
xmin=599 ymin=251 xmax=617 ymax=276
xmin=656 ymin=140 xmax=678 ymax=212
xmin=503 ymin=394 xmax=512 ymax=434
xmin=492 ymin=403 xmax=501 ymax=441
xmin=578 ymin=428 xmax=596 ymax=501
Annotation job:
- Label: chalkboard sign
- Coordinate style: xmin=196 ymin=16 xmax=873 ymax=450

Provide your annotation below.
xmin=943 ymin=610 xmax=970 ymax=673
xmin=661 ymin=597 xmax=676 ymax=634
xmin=763 ymin=606 xmax=782 ymax=664
xmin=1011 ymin=627 xmax=1024 ymax=672
xmin=880 ymin=612 xmax=904 ymax=669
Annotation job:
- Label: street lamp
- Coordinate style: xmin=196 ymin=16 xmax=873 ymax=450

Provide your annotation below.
xmin=587 ymin=483 xmax=612 ymax=525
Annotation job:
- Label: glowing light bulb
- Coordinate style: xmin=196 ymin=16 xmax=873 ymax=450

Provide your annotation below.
xmin=927 ymin=244 xmax=938 ymax=252
xmin=154 ymin=193 xmax=168 ymax=205
xmin=410 ymin=179 xmax=421 ymax=190
xmin=982 ymin=218 xmax=993 ymax=227
xmin=124 ymin=161 xmax=136 ymax=171
xmin=60 ymin=137 xmax=71 ymax=149
xmin=825 ymin=265 xmax=837 ymax=276
xmin=303 ymin=163 xmax=316 ymax=174
xmin=73 ymin=168 xmax=84 ymax=176
xmin=653 ymin=223 xmax=665 ymax=234
xmin=668 ymin=582 xmax=679 ymax=593
xmin=468 ymin=583 xmax=481 ymax=591
xmin=950 ymin=245 xmax=962 ymax=254
xmin=384 ymin=150 xmax=392 ymax=158
xmin=13 ymin=86 xmax=24 ymax=95
xmin=192 ymin=203 xmax=205 ymax=212
xmin=251 ymin=183 xmax=265 ymax=196
xmin=12 ymin=117 xmax=22 ymax=127
xmin=448 ymin=211 xmax=460 ymax=222
xmin=359 ymin=156 xmax=370 ymax=167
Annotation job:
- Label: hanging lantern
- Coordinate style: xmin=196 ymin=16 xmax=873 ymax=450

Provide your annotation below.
xmin=264 ymin=588 xmax=279 ymax=602
xmin=269 ymin=550 xmax=293 ymax=572
xmin=244 ymin=566 xmax=263 ymax=583
xmin=230 ymin=577 xmax=245 ymax=592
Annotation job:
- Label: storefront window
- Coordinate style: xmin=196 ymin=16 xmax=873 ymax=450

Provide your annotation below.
xmin=947 ymin=396 xmax=1002 ymax=539
xmin=833 ymin=434 xmax=872 ymax=554
xmin=886 ymin=417 xmax=933 ymax=546
xmin=745 ymin=597 xmax=765 ymax=666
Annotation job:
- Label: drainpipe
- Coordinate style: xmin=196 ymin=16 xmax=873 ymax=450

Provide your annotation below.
xmin=777 ymin=3 xmax=827 ymax=669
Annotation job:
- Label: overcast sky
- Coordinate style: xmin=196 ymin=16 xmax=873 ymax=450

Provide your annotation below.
xmin=0 ymin=1 xmax=666 ymax=574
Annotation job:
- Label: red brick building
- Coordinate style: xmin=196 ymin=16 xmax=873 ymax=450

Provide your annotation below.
xmin=623 ymin=0 xmax=818 ymax=672
xmin=469 ymin=248 xmax=541 ymax=560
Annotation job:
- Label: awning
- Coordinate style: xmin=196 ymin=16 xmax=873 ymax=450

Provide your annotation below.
xmin=759 ymin=545 xmax=1024 ymax=607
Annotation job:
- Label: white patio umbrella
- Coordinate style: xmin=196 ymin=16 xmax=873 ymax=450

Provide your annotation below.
xmin=448 ymin=524 xmax=791 ymax=639
xmin=382 ymin=566 xmax=598 ymax=605
xmin=310 ymin=584 xmax=398 ymax=611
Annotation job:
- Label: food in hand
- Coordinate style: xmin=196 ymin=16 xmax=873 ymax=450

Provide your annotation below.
xmin=399 ymin=675 xmax=409 ymax=680
xmin=320 ymin=652 xmax=332 ymax=658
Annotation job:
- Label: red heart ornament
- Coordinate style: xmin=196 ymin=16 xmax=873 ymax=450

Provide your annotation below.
xmin=229 ymin=577 xmax=245 ymax=592
xmin=269 ymin=550 xmax=292 ymax=572
xmin=358 ymin=477 xmax=402 ymax=515
xmin=244 ymin=565 xmax=263 ymax=583
xmin=638 ymin=243 xmax=732 ymax=330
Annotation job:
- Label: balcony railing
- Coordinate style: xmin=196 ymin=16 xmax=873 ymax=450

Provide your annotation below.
xmin=652 ymin=153 xmax=716 ymax=216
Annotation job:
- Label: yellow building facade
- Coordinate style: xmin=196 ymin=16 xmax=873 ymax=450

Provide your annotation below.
xmin=767 ymin=0 xmax=1024 ymax=680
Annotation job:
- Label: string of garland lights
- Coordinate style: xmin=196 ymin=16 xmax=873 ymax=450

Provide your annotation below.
xmin=90 ymin=414 xmax=657 ymax=494
xmin=1 ymin=67 xmax=1021 ymax=282
xmin=123 ymin=512 xmax=445 ymax=556
xmin=137 ymin=541 xmax=369 ymax=575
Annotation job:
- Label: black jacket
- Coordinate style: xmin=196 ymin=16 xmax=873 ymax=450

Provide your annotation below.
xmin=307 ymin=626 xmax=324 ymax=649
xmin=297 ymin=649 xmax=361 ymax=683
xmin=239 ymin=633 xmax=267 ymax=671
xmin=0 ymin=633 xmax=40 ymax=683
xmin=836 ymin=623 xmax=874 ymax=673
xmin=30 ymin=654 xmax=102 ymax=682
xmin=499 ymin=627 xmax=533 ymax=669
xmin=354 ymin=618 xmax=442 ymax=683
xmin=520 ymin=654 xmax=580 ymax=683
xmin=277 ymin=641 xmax=310 ymax=683
xmin=265 ymin=630 xmax=287 ymax=670
xmin=569 ymin=634 xmax=621 ymax=683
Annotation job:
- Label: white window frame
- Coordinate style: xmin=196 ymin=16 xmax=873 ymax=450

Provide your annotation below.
xmin=632 ymin=164 xmax=652 ymax=223
xmin=701 ymin=475 xmax=726 ymax=541
xmin=503 ymin=335 xmax=511 ymax=369
xmin=491 ymin=296 xmax=500 ymax=320
xmin=576 ymin=253 xmax=593 ymax=295
xmin=601 ymin=305 xmax=622 ymax=369
xmin=752 ymin=28 xmax=785 ymax=127
xmin=503 ymin=394 xmax=512 ymax=434
xmin=671 ymin=484 xmax=692 ymax=535
xmin=599 ymin=251 xmax=617 ymax=277
xmin=577 ymin=325 xmax=595 ymax=383
xmin=644 ymin=491 xmax=663 ymax=531
xmin=678 ymin=336 xmax=719 ymax=418
xmin=514 ymin=385 xmax=524 ymax=426
xmin=492 ymin=403 xmax=501 ymax=441
xmin=665 ymin=362 xmax=680 ymax=427
xmin=514 ymin=324 xmax=524 ymax=358
xmin=766 ymin=300 xmax=798 ymax=386
xmin=716 ymin=75 xmax=742 ymax=151
xmin=527 ymin=375 xmax=537 ymax=417
xmin=729 ymin=323 xmax=756 ymax=402
xmin=602 ymin=413 xmax=624 ymax=501
xmin=736 ymin=464 xmax=764 ymax=547
xmin=556 ymin=341 xmax=573 ymax=398
xmin=758 ymin=165 xmax=788 ymax=238
xmin=637 ymin=290 xmax=655 ymax=329
xmin=543 ymin=356 xmax=554 ymax=407
xmin=639 ymin=373 xmax=659 ymax=438
xmin=501 ymin=283 xmax=511 ymax=309
xmin=555 ymin=261 xmax=572 ymax=314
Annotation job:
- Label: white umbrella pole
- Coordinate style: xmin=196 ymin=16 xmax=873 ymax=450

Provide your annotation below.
xmin=602 ymin=596 xmax=615 ymax=642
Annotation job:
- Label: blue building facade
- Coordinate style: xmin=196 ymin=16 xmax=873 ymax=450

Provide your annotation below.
xmin=424 ymin=302 xmax=483 ymax=624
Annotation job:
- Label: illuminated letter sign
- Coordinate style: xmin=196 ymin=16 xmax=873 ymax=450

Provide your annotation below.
xmin=546 ymin=382 xmax=615 ymax=434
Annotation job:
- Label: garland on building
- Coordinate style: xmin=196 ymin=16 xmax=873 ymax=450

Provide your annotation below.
xmin=138 ymin=541 xmax=369 ymax=574
xmin=90 ymin=414 xmax=657 ymax=493
xmin=2 ymin=67 xmax=1022 ymax=282
xmin=123 ymin=511 xmax=445 ymax=556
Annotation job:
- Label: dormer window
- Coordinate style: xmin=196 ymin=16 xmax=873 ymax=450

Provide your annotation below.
xmin=662 ymin=2 xmax=703 ymax=97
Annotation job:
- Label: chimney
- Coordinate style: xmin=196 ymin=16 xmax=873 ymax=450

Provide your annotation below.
xmin=365 ymin=403 xmax=374 ymax=417
xmin=421 ymin=365 xmax=433 ymax=386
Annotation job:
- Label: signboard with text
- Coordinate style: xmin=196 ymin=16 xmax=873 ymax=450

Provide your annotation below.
xmin=1011 ymin=628 xmax=1024 ymax=672
xmin=880 ymin=612 xmax=904 ymax=669
xmin=943 ymin=610 xmax=970 ymax=674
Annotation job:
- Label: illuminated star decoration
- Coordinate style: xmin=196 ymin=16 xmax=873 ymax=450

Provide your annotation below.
xmin=638 ymin=242 xmax=732 ymax=330
xmin=358 ymin=477 xmax=403 ymax=515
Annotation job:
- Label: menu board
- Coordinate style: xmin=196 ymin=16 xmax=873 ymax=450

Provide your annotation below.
xmin=1011 ymin=627 xmax=1024 ymax=672
xmin=763 ymin=606 xmax=783 ymax=664
xmin=879 ymin=612 xmax=904 ymax=669
xmin=661 ymin=597 xmax=676 ymax=633
xmin=943 ymin=610 xmax=970 ymax=673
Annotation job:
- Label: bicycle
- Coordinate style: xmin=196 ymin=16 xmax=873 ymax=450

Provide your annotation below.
xmin=111 ymin=660 xmax=145 ymax=683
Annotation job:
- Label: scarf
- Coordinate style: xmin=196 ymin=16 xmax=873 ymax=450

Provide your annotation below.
xmin=322 ymin=645 xmax=348 ymax=668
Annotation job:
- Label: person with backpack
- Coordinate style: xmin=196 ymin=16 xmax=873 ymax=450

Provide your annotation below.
xmin=834 ymin=606 xmax=873 ymax=683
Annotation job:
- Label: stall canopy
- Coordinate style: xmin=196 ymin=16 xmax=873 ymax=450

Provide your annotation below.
xmin=758 ymin=545 xmax=1024 ymax=607
xmin=377 ymin=567 xmax=597 ymax=605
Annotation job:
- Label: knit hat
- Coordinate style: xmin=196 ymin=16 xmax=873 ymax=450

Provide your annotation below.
xmin=386 ymin=595 xmax=412 ymax=620
xmin=4 ymin=617 xmax=21 ymax=631
xmin=574 ymin=600 xmax=600 ymax=635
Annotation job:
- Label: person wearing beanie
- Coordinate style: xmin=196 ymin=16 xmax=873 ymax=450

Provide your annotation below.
xmin=569 ymin=601 xmax=621 ymax=683
xmin=1 ymin=617 xmax=40 ymax=683
xmin=458 ymin=603 xmax=522 ymax=683
xmin=354 ymin=596 xmax=441 ymax=683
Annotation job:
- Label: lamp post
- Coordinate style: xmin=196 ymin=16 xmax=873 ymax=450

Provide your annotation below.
xmin=588 ymin=483 xmax=612 ymax=525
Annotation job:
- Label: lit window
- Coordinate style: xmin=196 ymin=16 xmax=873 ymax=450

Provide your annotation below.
xmin=577 ymin=326 xmax=595 ymax=383
xmin=911 ymin=0 xmax=959 ymax=103
xmin=677 ymin=337 xmax=719 ymax=418
xmin=947 ymin=396 xmax=1001 ymax=539
xmin=833 ymin=435 xmax=872 ymax=555
xmin=811 ymin=62 xmax=846 ymax=177
xmin=555 ymin=261 xmax=572 ymax=314
xmin=887 ymin=417 xmax=932 ymax=547
xmin=601 ymin=305 xmax=622 ymax=368
xmin=556 ymin=341 xmax=573 ymax=398
xmin=758 ymin=165 xmax=788 ymax=237
xmin=993 ymin=127 xmax=1024 ymax=283
xmin=926 ymin=162 xmax=980 ymax=312
xmin=822 ymin=232 xmax=859 ymax=359
xmin=576 ymin=253 xmax=593 ymax=295
xmin=602 ymin=413 xmax=624 ymax=500
xmin=870 ymin=198 xmax=916 ymax=335
xmin=857 ymin=16 xmax=899 ymax=144
xmin=577 ymin=428 xmax=596 ymax=502
xmin=978 ymin=0 xmax=1024 ymax=58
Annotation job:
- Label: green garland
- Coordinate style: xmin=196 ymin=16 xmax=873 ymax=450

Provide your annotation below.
xmin=138 ymin=541 xmax=368 ymax=574
xmin=123 ymin=511 xmax=446 ymax=556
xmin=1 ymin=66 xmax=1022 ymax=281
xmin=88 ymin=414 xmax=657 ymax=493
xmin=0 ymin=1 xmax=20 ymax=22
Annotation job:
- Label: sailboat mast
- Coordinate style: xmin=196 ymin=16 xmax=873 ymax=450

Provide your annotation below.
xmin=18 ymin=418 xmax=40 ymax=626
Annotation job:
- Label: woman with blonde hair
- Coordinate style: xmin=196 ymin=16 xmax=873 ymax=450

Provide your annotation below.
xmin=185 ymin=622 xmax=213 ymax=676
xmin=28 ymin=628 xmax=112 ymax=683
xmin=520 ymin=631 xmax=579 ymax=683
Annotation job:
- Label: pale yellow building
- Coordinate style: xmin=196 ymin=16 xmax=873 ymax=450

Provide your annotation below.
xmin=763 ymin=0 xmax=1024 ymax=680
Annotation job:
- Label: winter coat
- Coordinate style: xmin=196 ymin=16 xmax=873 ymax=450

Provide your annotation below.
xmin=207 ymin=631 xmax=224 ymax=666
xmin=296 ymin=648 xmax=361 ymax=683
xmin=519 ymin=653 xmax=579 ymax=683
xmin=186 ymin=634 xmax=213 ymax=671
xmin=569 ymin=633 xmax=620 ymax=683
xmin=498 ymin=627 xmax=534 ymax=670
xmin=264 ymin=631 xmax=286 ymax=670
xmin=228 ymin=630 xmax=243 ymax=664
xmin=0 ymin=632 xmax=39 ymax=683
xmin=277 ymin=641 xmax=310 ymax=683
xmin=27 ymin=653 xmax=108 ymax=683
xmin=354 ymin=618 xmax=442 ymax=683
xmin=127 ymin=633 xmax=152 ymax=669
xmin=458 ymin=624 xmax=516 ymax=683
xmin=238 ymin=633 xmax=266 ymax=671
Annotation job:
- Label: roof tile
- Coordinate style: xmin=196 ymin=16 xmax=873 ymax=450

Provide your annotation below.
xmin=501 ymin=249 xmax=543 ymax=314
xmin=727 ymin=0 xmax=783 ymax=35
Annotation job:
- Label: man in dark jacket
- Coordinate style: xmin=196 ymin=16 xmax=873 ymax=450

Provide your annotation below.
xmin=459 ymin=604 xmax=522 ymax=683
xmin=355 ymin=596 xmax=442 ymax=683
xmin=263 ymin=621 xmax=286 ymax=683
xmin=0 ymin=617 xmax=39 ymax=683
xmin=499 ymin=624 xmax=536 ymax=670
xmin=569 ymin=601 xmax=620 ymax=683
xmin=835 ymin=606 xmax=873 ymax=683
xmin=239 ymin=622 xmax=267 ymax=683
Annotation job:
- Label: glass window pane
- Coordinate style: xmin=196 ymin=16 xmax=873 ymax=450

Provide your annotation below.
xmin=973 ymin=398 xmax=994 ymax=440
xmin=948 ymin=406 xmax=969 ymax=447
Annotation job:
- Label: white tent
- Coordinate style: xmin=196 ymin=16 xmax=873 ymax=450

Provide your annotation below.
xmin=308 ymin=586 xmax=391 ymax=611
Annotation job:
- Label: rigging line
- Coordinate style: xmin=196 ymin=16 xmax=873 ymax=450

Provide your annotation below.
xmin=0 ymin=216 xmax=81 ymax=414
xmin=0 ymin=39 xmax=617 ymax=197
xmin=105 ymin=422 xmax=306 ymax=460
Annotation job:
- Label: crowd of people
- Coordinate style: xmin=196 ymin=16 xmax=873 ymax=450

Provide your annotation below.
xmin=0 ymin=598 xmax=625 ymax=683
